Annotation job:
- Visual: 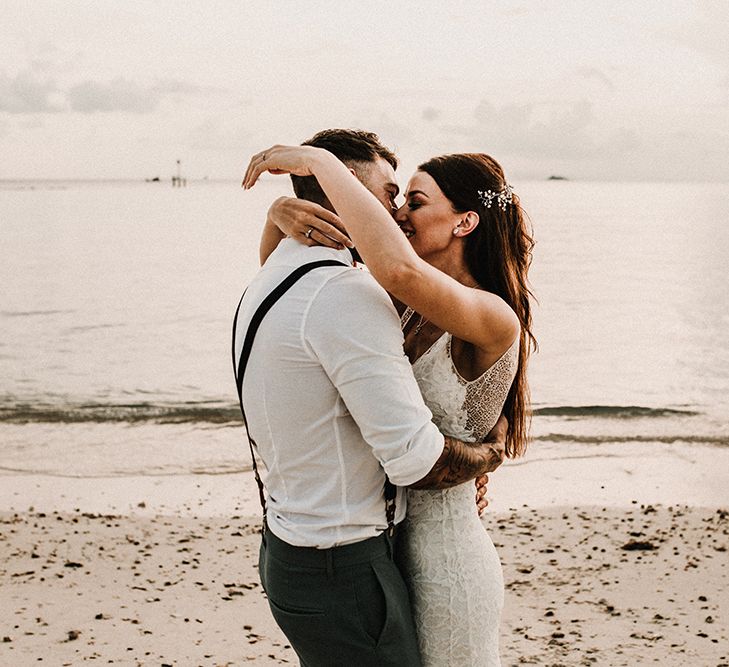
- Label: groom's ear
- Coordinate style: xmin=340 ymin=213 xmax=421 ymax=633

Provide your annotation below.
xmin=455 ymin=211 xmax=480 ymax=237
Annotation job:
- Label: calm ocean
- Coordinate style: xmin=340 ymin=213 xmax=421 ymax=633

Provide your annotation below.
xmin=1 ymin=179 xmax=728 ymax=478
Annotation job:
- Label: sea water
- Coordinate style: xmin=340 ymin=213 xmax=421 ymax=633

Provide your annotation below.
xmin=1 ymin=178 xmax=728 ymax=478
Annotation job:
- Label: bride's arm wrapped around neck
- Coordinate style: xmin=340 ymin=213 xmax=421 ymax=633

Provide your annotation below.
xmin=244 ymin=145 xmax=519 ymax=359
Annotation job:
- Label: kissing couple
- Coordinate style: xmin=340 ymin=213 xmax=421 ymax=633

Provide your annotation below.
xmin=233 ymin=128 xmax=535 ymax=666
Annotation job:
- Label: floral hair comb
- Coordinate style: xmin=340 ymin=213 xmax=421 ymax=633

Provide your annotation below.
xmin=477 ymin=183 xmax=514 ymax=211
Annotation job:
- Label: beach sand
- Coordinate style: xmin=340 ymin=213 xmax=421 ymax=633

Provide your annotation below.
xmin=1 ymin=440 xmax=728 ymax=666
xmin=1 ymin=504 xmax=727 ymax=666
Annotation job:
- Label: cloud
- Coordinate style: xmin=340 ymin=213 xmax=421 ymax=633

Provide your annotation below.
xmin=575 ymin=67 xmax=615 ymax=91
xmin=151 ymin=78 xmax=222 ymax=96
xmin=603 ymin=127 xmax=640 ymax=155
xmin=0 ymin=66 xmax=213 ymax=115
xmin=430 ymin=98 xmax=652 ymax=180
xmin=422 ymin=107 xmax=440 ymax=122
xmin=68 ymin=78 xmax=158 ymax=113
xmin=432 ymin=96 xmax=729 ymax=181
xmin=66 ymin=77 xmax=212 ymax=113
xmin=0 ymin=73 xmax=219 ymax=115
xmin=0 ymin=70 xmax=61 ymax=114
xmin=188 ymin=116 xmax=252 ymax=151
xmin=658 ymin=3 xmax=729 ymax=68
xmin=499 ymin=4 xmax=534 ymax=18
xmin=464 ymin=99 xmax=598 ymax=159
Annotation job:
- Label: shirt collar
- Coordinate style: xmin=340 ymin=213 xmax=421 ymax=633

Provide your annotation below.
xmin=269 ymin=238 xmax=356 ymax=267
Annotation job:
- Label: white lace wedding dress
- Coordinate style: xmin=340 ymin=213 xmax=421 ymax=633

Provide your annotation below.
xmin=399 ymin=309 xmax=519 ymax=666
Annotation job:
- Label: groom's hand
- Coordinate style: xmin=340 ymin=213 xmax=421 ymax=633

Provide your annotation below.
xmin=409 ymin=416 xmax=509 ymax=491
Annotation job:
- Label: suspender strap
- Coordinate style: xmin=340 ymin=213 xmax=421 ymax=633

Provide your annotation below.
xmin=384 ymin=478 xmax=396 ymax=537
xmin=232 ymin=260 xmax=348 ymax=528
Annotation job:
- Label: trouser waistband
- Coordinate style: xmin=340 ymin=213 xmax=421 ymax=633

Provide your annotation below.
xmin=263 ymin=528 xmax=395 ymax=568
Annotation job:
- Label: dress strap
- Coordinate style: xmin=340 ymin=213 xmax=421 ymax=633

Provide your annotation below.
xmin=400 ymin=306 xmax=416 ymax=330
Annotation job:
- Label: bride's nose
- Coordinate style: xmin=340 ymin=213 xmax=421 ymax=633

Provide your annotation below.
xmin=394 ymin=204 xmax=408 ymax=223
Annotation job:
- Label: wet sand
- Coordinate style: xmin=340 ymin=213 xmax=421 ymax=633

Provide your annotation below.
xmin=1 ymin=504 xmax=727 ymax=666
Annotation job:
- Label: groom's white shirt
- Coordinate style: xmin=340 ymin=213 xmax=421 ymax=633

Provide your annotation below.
xmin=234 ymin=238 xmax=443 ymax=548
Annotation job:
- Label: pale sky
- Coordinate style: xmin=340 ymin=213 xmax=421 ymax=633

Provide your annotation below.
xmin=1 ymin=0 xmax=727 ymax=181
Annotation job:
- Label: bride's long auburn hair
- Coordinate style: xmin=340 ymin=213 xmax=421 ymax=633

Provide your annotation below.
xmin=418 ymin=153 xmax=536 ymax=458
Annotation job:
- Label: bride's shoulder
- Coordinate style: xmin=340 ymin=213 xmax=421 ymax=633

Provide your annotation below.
xmin=451 ymin=325 xmax=519 ymax=381
xmin=469 ymin=289 xmax=519 ymax=352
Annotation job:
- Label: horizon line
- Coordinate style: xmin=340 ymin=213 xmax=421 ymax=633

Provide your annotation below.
xmin=2 ymin=176 xmax=728 ymax=185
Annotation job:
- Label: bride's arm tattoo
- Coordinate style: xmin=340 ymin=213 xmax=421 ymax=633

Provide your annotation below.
xmin=409 ymin=436 xmax=505 ymax=490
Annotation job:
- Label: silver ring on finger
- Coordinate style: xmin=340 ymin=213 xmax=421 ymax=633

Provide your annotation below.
xmin=305 ymin=227 xmax=313 ymax=239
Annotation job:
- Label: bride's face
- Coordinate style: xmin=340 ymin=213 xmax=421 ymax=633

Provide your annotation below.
xmin=394 ymin=170 xmax=462 ymax=259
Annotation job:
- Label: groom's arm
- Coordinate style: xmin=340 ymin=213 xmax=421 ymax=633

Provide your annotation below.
xmin=259 ymin=197 xmax=288 ymax=264
xmin=306 ymin=270 xmax=508 ymax=491
xmin=306 ymin=271 xmax=448 ymax=485
xmin=409 ymin=416 xmax=507 ymax=490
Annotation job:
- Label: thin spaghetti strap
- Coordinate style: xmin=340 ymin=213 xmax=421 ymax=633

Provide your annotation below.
xmin=400 ymin=306 xmax=415 ymax=330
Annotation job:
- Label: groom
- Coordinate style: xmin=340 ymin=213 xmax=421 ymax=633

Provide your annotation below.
xmin=234 ymin=129 xmax=506 ymax=666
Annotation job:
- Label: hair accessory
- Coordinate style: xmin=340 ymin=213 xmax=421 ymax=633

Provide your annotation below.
xmin=477 ymin=183 xmax=514 ymax=211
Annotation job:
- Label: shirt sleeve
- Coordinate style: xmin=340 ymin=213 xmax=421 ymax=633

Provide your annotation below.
xmin=303 ymin=268 xmax=444 ymax=487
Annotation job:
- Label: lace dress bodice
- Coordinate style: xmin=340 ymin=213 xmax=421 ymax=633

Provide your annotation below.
xmin=410 ymin=330 xmax=518 ymax=441
xmin=399 ymin=308 xmax=518 ymax=666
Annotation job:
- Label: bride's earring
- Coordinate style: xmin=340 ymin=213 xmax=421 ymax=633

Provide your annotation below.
xmin=453 ymin=227 xmax=460 ymax=236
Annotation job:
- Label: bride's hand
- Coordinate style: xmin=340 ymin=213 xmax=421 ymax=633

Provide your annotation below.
xmin=483 ymin=414 xmax=507 ymax=473
xmin=268 ymin=196 xmax=353 ymax=250
xmin=243 ymin=145 xmax=327 ymax=189
xmin=475 ymin=474 xmax=489 ymax=516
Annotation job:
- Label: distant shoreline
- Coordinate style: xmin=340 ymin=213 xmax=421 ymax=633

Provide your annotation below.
xmin=3 ymin=178 xmax=729 ymax=187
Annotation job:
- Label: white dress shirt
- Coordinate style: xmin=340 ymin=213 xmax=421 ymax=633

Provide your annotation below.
xmin=233 ymin=239 xmax=444 ymax=548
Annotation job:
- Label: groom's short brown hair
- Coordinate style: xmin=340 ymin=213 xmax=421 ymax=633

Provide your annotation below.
xmin=291 ymin=129 xmax=398 ymax=207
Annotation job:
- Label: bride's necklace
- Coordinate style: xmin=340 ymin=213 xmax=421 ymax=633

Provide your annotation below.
xmin=401 ymin=306 xmax=428 ymax=335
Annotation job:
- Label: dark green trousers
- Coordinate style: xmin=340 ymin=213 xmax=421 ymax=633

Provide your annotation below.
xmin=258 ymin=528 xmax=422 ymax=667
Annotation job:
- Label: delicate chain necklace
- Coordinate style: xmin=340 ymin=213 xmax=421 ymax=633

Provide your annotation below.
xmin=413 ymin=313 xmax=427 ymax=335
xmin=401 ymin=306 xmax=427 ymax=335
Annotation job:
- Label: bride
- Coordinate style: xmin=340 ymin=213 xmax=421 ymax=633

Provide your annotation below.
xmin=244 ymin=140 xmax=535 ymax=666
